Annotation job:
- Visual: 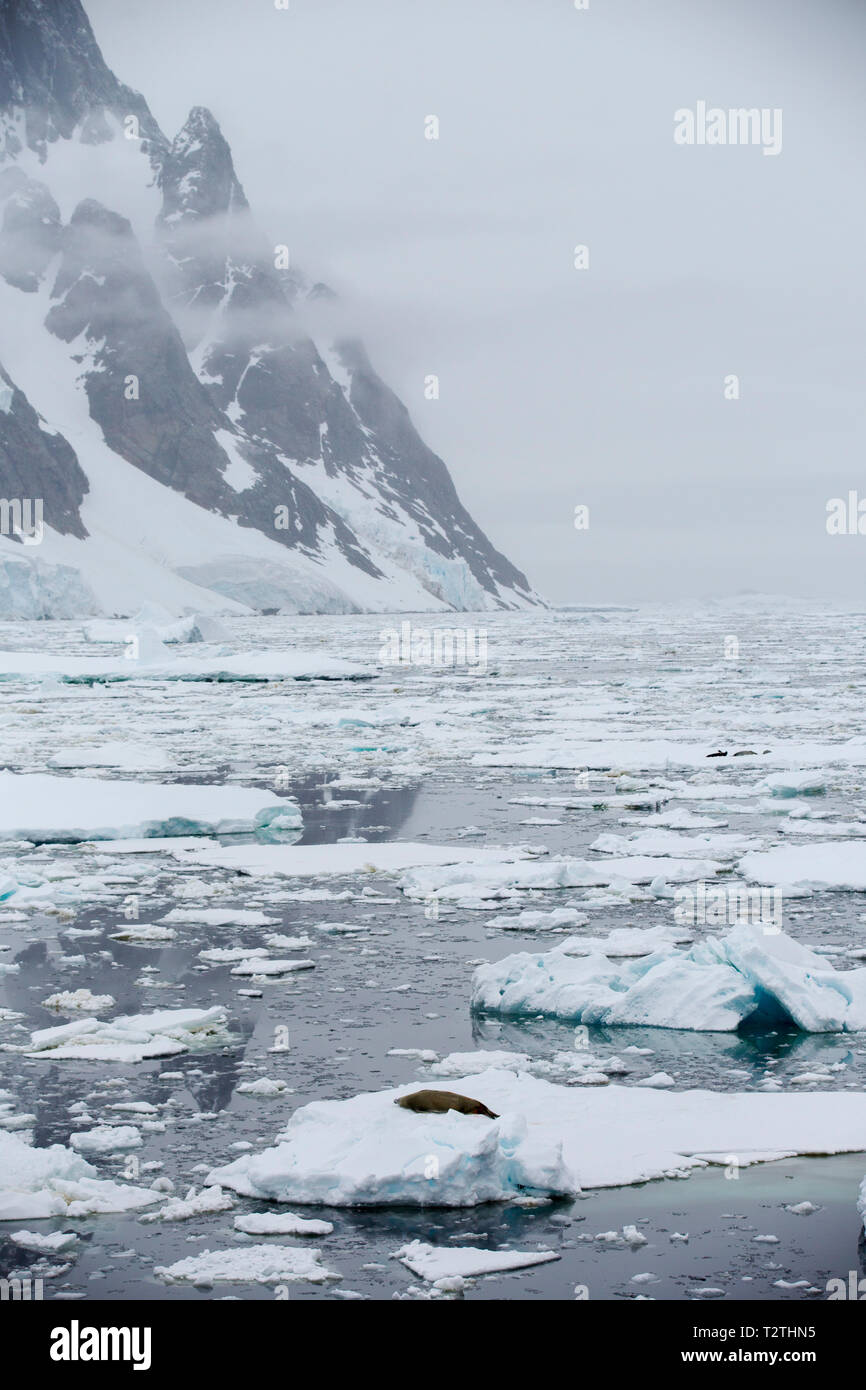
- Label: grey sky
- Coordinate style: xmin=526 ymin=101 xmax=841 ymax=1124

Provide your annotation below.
xmin=86 ymin=0 xmax=866 ymax=605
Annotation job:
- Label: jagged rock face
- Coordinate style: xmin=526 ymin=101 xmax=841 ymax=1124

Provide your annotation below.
xmin=0 ymin=0 xmax=164 ymax=158
xmin=0 ymin=361 xmax=88 ymax=538
xmin=0 ymin=0 xmax=541 ymax=614
xmin=46 ymin=196 xmax=243 ymax=511
xmin=42 ymin=197 xmax=378 ymax=571
xmin=154 ymin=108 xmax=535 ymax=605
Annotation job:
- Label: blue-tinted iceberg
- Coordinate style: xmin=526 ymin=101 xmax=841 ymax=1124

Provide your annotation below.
xmin=471 ymin=924 xmax=866 ymax=1032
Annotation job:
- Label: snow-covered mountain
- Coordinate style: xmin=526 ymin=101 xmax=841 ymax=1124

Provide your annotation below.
xmin=0 ymin=0 xmax=541 ymax=617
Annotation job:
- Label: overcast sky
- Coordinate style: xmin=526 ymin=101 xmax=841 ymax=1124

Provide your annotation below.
xmin=86 ymin=0 xmax=866 ymax=605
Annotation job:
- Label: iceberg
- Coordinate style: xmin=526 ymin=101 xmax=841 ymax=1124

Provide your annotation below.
xmin=471 ymin=923 xmax=866 ymax=1032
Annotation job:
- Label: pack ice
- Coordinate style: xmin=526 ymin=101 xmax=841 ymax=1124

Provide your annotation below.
xmin=206 ymin=1069 xmax=866 ymax=1204
xmin=0 ymin=771 xmax=301 ymax=842
xmin=0 ymin=1129 xmax=160 ymax=1220
xmin=471 ymin=923 xmax=866 ymax=1032
xmin=0 ymin=648 xmax=369 ymax=683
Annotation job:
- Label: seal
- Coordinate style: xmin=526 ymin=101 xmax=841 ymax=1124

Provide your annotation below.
xmin=394 ymin=1088 xmax=499 ymax=1119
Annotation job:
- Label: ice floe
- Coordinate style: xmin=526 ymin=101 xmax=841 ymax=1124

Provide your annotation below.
xmin=0 ymin=1130 xmax=160 ymax=1220
xmin=70 ymin=1125 xmax=142 ymax=1154
xmin=740 ymin=843 xmax=866 ymax=892
xmin=0 ymin=649 xmax=368 ymax=683
xmin=205 ymin=1068 xmax=866 ymax=1203
xmin=155 ymin=1244 xmax=341 ymax=1285
xmin=42 ymin=989 xmax=115 ymax=1013
xmin=399 ymin=855 xmax=723 ymax=903
xmin=139 ymin=1186 xmax=235 ymax=1223
xmin=19 ymin=1006 xmax=233 ymax=1061
xmin=167 ymin=841 xmax=531 ymax=879
xmin=234 ymin=1211 xmax=333 ymax=1236
xmin=395 ymin=1240 xmax=559 ymax=1280
xmin=0 ymin=772 xmax=301 ymax=843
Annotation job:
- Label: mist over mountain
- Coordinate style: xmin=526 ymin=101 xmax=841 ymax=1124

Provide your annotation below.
xmin=0 ymin=0 xmax=540 ymax=617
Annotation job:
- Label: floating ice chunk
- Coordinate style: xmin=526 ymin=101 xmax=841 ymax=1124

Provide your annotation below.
xmin=471 ymin=923 xmax=866 ymax=1032
xmin=622 ymin=1225 xmax=648 ymax=1246
xmin=9 ymin=1229 xmax=78 ymax=1252
xmin=167 ymin=841 xmax=533 ymax=879
xmin=234 ymin=1211 xmax=333 ymax=1236
xmin=0 ymin=1130 xmax=160 ymax=1220
xmin=48 ymin=742 xmax=170 ymax=772
xmin=741 ymin=843 xmax=866 ymax=892
xmin=42 ymin=989 xmax=115 ymax=1013
xmin=400 ymin=855 xmax=723 ymax=901
xmin=758 ymin=771 xmax=826 ymax=798
xmin=230 ymin=958 xmax=315 ymax=976
xmin=70 ymin=1126 xmax=142 ymax=1154
xmin=199 ymin=947 xmax=268 ymax=963
xmin=591 ymin=830 xmax=761 ymax=860
xmin=21 ymin=1006 xmax=232 ymax=1061
xmin=108 ymin=924 xmax=176 ymax=943
xmin=395 ymin=1240 xmax=558 ymax=1280
xmin=429 ymin=1051 xmax=531 ymax=1077
xmin=161 ymin=908 xmax=277 ymax=927
xmin=155 ymin=1244 xmax=340 ymax=1285
xmin=0 ymin=772 xmax=301 ymax=844
xmin=139 ymin=1185 xmax=234 ymax=1222
xmin=236 ymin=1078 xmax=291 ymax=1097
xmin=484 ymin=908 xmax=590 ymax=932
xmin=557 ymin=926 xmax=690 ymax=957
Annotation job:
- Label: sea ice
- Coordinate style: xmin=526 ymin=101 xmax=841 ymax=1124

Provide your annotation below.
xmin=395 ymin=1240 xmax=559 ymax=1280
xmin=0 ymin=772 xmax=301 ymax=843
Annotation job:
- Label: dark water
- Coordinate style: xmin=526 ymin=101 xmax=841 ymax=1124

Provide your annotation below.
xmin=2 ymin=770 xmax=866 ymax=1301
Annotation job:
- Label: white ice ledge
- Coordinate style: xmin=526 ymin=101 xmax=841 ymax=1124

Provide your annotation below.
xmin=206 ymin=1068 xmax=866 ymax=1205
